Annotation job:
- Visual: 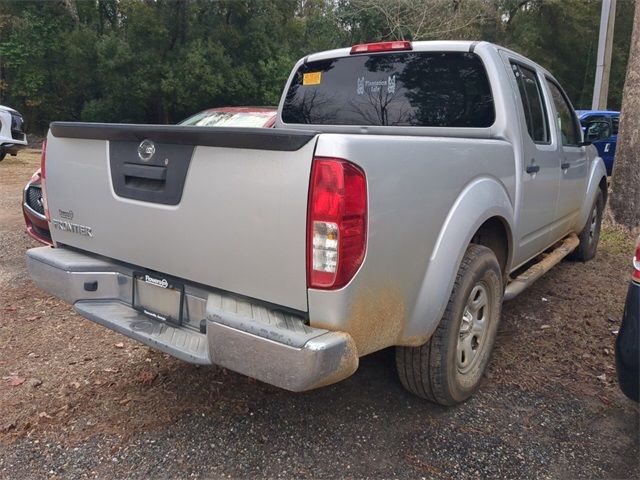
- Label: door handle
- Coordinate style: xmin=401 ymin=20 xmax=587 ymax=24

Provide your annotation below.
xmin=561 ymin=162 xmax=570 ymax=170
xmin=122 ymin=162 xmax=167 ymax=181
xmin=526 ymin=164 xmax=540 ymax=174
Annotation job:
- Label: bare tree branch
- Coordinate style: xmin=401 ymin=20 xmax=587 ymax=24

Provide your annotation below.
xmin=349 ymin=0 xmax=495 ymax=40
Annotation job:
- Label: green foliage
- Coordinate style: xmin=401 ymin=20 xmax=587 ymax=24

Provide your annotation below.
xmin=498 ymin=0 xmax=634 ymax=110
xmin=0 ymin=0 xmax=634 ymax=133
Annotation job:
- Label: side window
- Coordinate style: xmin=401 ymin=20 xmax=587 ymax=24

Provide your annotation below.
xmin=585 ymin=121 xmax=611 ymax=142
xmin=547 ymin=80 xmax=580 ymax=146
xmin=580 ymin=115 xmax=611 ymax=141
xmin=612 ymin=116 xmax=619 ymax=135
xmin=510 ymin=62 xmax=549 ymax=143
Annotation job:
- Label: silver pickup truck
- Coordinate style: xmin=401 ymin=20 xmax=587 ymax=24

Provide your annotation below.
xmin=27 ymin=41 xmax=607 ymax=405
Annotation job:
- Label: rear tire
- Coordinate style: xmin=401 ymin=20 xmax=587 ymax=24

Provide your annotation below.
xmin=396 ymin=244 xmax=502 ymax=405
xmin=570 ymin=189 xmax=604 ymax=262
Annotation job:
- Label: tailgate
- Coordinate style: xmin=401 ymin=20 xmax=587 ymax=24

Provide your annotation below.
xmin=44 ymin=123 xmax=318 ymax=311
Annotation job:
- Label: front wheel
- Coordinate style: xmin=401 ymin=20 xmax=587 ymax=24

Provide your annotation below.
xmin=570 ymin=189 xmax=604 ymax=262
xmin=396 ymin=244 xmax=503 ymax=405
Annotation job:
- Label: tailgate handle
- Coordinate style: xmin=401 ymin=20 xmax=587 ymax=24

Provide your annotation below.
xmin=122 ymin=163 xmax=167 ymax=181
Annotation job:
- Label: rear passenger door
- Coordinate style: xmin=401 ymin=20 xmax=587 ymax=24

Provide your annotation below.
xmin=508 ymin=60 xmax=560 ymax=264
xmin=544 ymin=79 xmax=589 ymax=240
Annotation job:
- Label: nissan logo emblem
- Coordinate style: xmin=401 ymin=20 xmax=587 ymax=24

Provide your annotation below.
xmin=137 ymin=139 xmax=155 ymax=161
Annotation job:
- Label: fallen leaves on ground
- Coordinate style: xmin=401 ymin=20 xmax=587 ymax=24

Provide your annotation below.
xmin=5 ymin=376 xmax=26 ymax=387
xmin=135 ymin=371 xmax=158 ymax=385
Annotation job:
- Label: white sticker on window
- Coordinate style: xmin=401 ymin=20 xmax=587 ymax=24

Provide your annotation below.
xmin=388 ymin=75 xmax=396 ymax=94
xmin=356 ymin=75 xmax=397 ymax=95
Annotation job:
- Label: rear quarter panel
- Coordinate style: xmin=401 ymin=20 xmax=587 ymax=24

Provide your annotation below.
xmin=308 ymin=134 xmax=516 ymax=355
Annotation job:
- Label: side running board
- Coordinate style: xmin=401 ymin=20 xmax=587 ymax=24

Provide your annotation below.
xmin=504 ymin=233 xmax=580 ymax=301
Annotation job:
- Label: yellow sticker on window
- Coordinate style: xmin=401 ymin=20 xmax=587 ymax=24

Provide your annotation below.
xmin=303 ymin=72 xmax=322 ymax=86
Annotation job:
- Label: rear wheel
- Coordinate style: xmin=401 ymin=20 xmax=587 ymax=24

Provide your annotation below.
xmin=396 ymin=244 xmax=502 ymax=405
xmin=570 ymin=189 xmax=604 ymax=262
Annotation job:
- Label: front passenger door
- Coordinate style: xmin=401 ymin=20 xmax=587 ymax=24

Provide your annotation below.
xmin=545 ymin=79 xmax=589 ymax=241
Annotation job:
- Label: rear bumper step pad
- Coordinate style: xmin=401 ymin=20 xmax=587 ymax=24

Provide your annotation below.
xmin=75 ymin=301 xmax=210 ymax=364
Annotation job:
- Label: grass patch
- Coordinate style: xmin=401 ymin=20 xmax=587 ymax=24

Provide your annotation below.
xmin=600 ymin=224 xmax=635 ymax=254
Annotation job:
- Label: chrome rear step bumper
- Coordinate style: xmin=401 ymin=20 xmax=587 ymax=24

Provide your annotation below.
xmin=27 ymin=246 xmax=358 ymax=391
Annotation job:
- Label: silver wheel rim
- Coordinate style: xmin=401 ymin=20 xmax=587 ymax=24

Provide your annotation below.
xmin=457 ymin=283 xmax=490 ymax=374
xmin=589 ymin=205 xmax=598 ymax=241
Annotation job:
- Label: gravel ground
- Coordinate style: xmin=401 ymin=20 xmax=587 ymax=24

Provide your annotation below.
xmin=1 ymin=150 xmax=638 ymax=479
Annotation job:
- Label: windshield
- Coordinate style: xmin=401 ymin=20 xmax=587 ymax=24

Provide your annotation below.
xmin=282 ymin=51 xmax=494 ymax=128
xmin=180 ymin=111 xmax=274 ymax=127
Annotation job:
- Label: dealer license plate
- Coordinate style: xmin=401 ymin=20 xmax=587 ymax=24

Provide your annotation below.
xmin=132 ymin=271 xmax=184 ymax=325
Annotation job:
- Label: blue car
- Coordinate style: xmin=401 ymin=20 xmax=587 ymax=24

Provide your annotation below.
xmin=577 ymin=110 xmax=620 ymax=176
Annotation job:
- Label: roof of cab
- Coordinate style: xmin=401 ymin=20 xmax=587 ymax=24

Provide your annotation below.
xmin=305 ymin=40 xmax=479 ymax=63
xmin=303 ymin=41 xmax=557 ymax=80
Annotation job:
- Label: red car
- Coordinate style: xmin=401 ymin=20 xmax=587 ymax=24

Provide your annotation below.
xmin=22 ymin=107 xmax=277 ymax=245
xmin=178 ymin=106 xmax=277 ymax=128
xmin=23 ymin=167 xmax=51 ymax=245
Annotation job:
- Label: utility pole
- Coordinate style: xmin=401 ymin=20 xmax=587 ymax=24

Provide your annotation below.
xmin=592 ymin=0 xmax=617 ymax=110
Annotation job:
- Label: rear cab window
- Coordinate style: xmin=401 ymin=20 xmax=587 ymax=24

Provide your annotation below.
xmin=282 ymin=52 xmax=495 ymax=127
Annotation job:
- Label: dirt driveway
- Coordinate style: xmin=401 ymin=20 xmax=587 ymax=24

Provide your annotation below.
xmin=1 ymin=150 xmax=638 ymax=479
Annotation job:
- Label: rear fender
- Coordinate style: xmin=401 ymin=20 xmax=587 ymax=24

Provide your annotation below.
xmin=403 ymin=176 xmax=514 ymax=344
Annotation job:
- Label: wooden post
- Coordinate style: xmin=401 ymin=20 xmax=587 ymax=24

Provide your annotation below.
xmin=592 ymin=0 xmax=617 ymax=110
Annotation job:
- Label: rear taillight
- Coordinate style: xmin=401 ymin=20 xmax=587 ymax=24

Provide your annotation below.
xmin=350 ymin=41 xmax=412 ymax=55
xmin=40 ymin=139 xmax=49 ymax=221
xmin=307 ymin=157 xmax=367 ymax=289
xmin=633 ymin=237 xmax=640 ymax=283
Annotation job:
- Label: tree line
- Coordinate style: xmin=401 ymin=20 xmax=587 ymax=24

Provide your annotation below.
xmin=0 ymin=0 xmax=635 ymax=134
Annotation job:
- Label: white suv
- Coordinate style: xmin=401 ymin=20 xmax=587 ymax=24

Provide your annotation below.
xmin=0 ymin=105 xmax=27 ymax=161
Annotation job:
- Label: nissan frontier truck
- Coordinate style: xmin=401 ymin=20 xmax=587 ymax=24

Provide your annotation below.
xmin=27 ymin=41 xmax=607 ymax=405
